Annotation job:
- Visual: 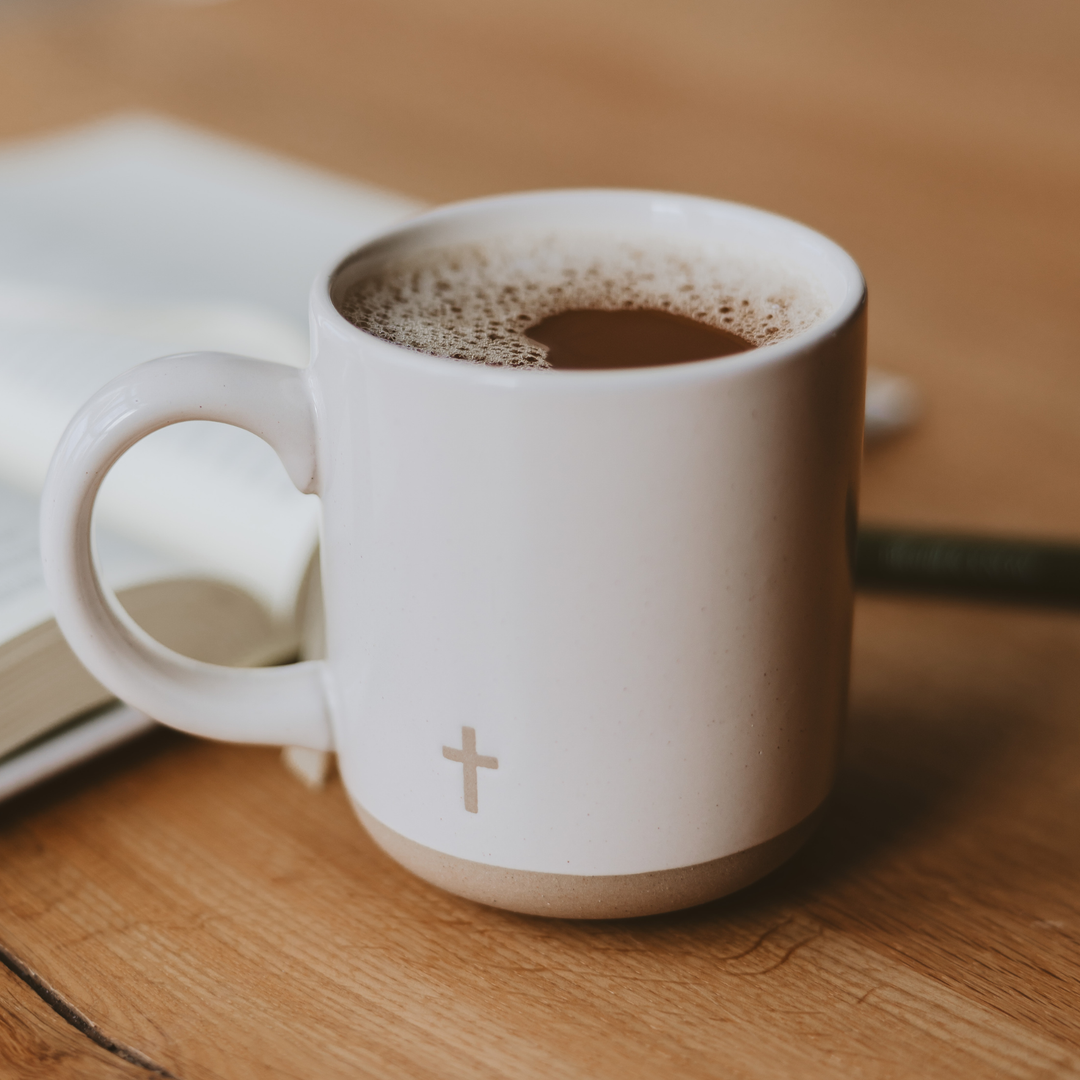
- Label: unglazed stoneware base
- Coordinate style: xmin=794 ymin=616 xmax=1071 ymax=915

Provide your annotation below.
xmin=356 ymin=804 xmax=823 ymax=919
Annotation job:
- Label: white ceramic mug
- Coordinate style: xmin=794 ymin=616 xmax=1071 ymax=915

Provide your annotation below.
xmin=42 ymin=190 xmax=866 ymax=918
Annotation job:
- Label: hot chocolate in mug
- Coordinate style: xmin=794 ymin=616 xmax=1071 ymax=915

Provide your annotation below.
xmin=41 ymin=191 xmax=866 ymax=918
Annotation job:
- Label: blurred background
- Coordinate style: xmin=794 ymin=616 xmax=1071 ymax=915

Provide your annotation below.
xmin=1 ymin=0 xmax=1078 ymax=538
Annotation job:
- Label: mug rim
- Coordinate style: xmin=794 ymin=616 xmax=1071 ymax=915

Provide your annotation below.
xmin=310 ymin=188 xmax=867 ymax=387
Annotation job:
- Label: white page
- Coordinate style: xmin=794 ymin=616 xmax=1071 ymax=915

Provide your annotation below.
xmin=0 ymin=481 xmax=184 ymax=643
xmin=0 ymin=483 xmax=53 ymax=642
xmin=0 ymin=297 xmax=319 ymax=612
xmin=0 ymin=114 xmax=421 ymax=614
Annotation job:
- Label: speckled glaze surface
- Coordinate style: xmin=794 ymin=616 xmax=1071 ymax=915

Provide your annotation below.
xmin=42 ymin=191 xmax=865 ymax=916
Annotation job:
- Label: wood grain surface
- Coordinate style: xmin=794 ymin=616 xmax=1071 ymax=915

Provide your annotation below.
xmin=0 ymin=957 xmax=152 ymax=1078
xmin=1 ymin=0 xmax=1078 ymax=1076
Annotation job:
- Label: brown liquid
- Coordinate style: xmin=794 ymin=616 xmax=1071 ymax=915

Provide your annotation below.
xmin=525 ymin=308 xmax=753 ymax=370
xmin=335 ymin=236 xmax=817 ymax=368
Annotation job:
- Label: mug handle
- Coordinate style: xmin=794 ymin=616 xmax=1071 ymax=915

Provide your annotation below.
xmin=40 ymin=352 xmax=333 ymax=752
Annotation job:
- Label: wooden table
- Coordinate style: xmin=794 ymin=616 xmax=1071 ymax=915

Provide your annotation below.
xmin=2 ymin=1 xmax=1079 ymax=1075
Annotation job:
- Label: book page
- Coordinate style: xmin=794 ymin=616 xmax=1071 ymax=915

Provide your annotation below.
xmin=0 ymin=483 xmax=51 ymax=643
xmin=0 ymin=481 xmax=185 ymax=644
xmin=0 ymin=115 xmax=420 ymax=614
xmin=0 ymin=294 xmax=319 ymax=613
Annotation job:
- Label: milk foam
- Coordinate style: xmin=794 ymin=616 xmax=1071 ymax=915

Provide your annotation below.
xmin=338 ymin=231 xmax=829 ymax=368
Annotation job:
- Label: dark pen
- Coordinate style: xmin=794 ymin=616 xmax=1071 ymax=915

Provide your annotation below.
xmin=855 ymin=528 xmax=1080 ymax=609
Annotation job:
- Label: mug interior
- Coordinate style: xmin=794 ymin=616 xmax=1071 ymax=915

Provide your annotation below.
xmin=326 ymin=189 xmax=865 ymax=370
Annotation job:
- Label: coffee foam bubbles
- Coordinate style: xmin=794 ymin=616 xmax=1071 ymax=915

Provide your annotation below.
xmin=338 ymin=231 xmax=829 ymax=368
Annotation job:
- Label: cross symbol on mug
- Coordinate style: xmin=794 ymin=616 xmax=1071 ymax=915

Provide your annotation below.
xmin=442 ymin=726 xmax=498 ymax=813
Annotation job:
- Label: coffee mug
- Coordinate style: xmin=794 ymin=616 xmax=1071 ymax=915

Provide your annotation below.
xmin=41 ymin=190 xmax=866 ymax=918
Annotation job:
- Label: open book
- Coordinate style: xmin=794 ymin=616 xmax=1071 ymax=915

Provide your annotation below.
xmin=0 ymin=115 xmax=913 ymax=800
xmin=0 ymin=115 xmax=418 ymax=797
